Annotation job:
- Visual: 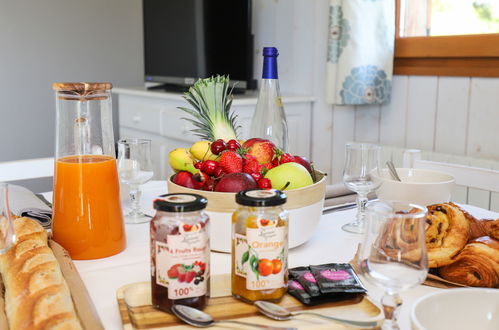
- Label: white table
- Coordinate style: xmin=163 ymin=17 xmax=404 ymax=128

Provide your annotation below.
xmin=45 ymin=181 xmax=499 ymax=329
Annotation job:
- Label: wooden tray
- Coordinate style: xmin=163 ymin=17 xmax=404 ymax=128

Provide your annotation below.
xmin=0 ymin=240 xmax=104 ymax=329
xmin=117 ymin=275 xmax=383 ymax=329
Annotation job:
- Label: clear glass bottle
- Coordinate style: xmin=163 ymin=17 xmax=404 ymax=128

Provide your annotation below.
xmin=52 ymin=82 xmax=126 ymax=260
xmin=150 ymin=193 xmax=210 ymax=312
xmin=250 ymin=47 xmax=289 ymax=151
xmin=232 ymin=189 xmax=288 ymax=303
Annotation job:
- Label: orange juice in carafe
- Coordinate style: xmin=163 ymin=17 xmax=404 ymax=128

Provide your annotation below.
xmin=51 ymin=82 xmax=126 ymax=259
xmin=52 ymin=155 xmax=125 ymax=259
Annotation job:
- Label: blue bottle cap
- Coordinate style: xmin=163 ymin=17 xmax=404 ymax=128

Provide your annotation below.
xmin=263 ymin=47 xmax=279 ymax=57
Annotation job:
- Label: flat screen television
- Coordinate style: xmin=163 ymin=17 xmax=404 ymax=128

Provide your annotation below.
xmin=143 ymin=0 xmax=256 ymax=92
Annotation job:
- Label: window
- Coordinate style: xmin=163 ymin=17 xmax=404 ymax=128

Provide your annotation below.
xmin=395 ymin=0 xmax=499 ymax=77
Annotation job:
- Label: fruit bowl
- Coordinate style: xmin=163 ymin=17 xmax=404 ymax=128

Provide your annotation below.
xmin=168 ymin=171 xmax=327 ymax=252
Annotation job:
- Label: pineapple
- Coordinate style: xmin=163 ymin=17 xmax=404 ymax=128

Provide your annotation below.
xmin=178 ymin=75 xmax=240 ymax=141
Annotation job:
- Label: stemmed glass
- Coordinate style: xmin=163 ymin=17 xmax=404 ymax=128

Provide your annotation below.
xmin=0 ymin=183 xmax=16 ymax=253
xmin=117 ymin=139 xmax=154 ymax=224
xmin=342 ymin=143 xmax=381 ymax=233
xmin=358 ymin=201 xmax=428 ymax=330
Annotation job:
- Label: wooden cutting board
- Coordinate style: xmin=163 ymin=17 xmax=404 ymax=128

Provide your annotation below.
xmin=116 ymin=274 xmax=383 ymax=329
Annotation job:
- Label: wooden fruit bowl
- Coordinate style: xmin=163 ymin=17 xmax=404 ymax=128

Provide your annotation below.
xmin=167 ymin=171 xmax=327 ymax=252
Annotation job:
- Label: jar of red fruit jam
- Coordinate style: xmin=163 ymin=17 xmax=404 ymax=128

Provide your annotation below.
xmin=150 ymin=193 xmax=210 ymax=312
xmin=232 ymin=189 xmax=288 ymax=303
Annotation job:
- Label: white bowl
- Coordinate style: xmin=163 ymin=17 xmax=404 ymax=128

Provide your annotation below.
xmin=371 ymin=168 xmax=455 ymax=206
xmin=411 ymin=288 xmax=499 ymax=330
xmin=167 ymin=171 xmax=327 ymax=253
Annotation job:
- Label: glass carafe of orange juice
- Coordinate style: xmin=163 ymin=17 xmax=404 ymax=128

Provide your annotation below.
xmin=52 ymin=82 xmax=126 ymax=260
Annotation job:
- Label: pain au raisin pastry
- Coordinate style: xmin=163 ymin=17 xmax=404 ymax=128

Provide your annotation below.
xmin=439 ymin=236 xmax=499 ymax=288
xmin=425 ymin=203 xmax=469 ymax=268
xmin=0 ymin=217 xmax=82 ymax=329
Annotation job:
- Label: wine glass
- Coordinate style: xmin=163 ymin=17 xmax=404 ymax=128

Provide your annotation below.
xmin=0 ymin=183 xmax=16 ymax=253
xmin=342 ymin=143 xmax=381 ymax=233
xmin=117 ymin=139 xmax=154 ymax=224
xmin=358 ymin=201 xmax=428 ymax=330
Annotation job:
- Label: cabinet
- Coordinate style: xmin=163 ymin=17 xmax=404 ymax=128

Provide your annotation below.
xmin=114 ymin=88 xmax=315 ymax=180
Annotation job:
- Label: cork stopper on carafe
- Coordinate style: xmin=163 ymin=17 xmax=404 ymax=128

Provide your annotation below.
xmin=52 ymin=82 xmax=112 ymax=101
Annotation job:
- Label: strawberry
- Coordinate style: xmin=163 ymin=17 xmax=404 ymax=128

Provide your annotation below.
xmin=183 ymin=224 xmax=192 ymax=231
xmin=257 ymin=178 xmax=272 ymax=189
xmin=185 ymin=270 xmax=196 ymax=283
xmin=250 ymin=172 xmax=263 ymax=182
xmin=219 ymin=151 xmax=243 ymax=173
xmin=272 ymin=148 xmax=295 ymax=166
xmin=262 ymin=162 xmax=274 ymax=170
xmin=243 ymin=159 xmax=262 ymax=174
xmin=280 ymin=153 xmax=296 ymax=164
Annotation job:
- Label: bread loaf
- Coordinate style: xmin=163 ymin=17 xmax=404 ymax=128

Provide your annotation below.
xmin=0 ymin=217 xmax=82 ymax=329
xmin=439 ymin=236 xmax=499 ymax=288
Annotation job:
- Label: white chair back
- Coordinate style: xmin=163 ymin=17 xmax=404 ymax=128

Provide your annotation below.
xmin=402 ymin=149 xmax=499 ymax=211
xmin=0 ymin=158 xmax=54 ymax=182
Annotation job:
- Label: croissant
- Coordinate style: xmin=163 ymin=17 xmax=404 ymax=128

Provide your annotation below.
xmin=425 ymin=203 xmax=469 ymax=268
xmin=449 ymin=202 xmax=499 ymax=240
xmin=439 ymin=236 xmax=499 ymax=288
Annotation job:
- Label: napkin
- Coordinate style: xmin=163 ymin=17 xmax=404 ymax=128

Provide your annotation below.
xmin=6 ymin=184 xmax=52 ymax=230
xmin=323 ymin=183 xmax=375 ymax=208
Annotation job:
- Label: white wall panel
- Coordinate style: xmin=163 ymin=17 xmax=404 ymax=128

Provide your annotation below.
xmin=354 ymin=105 xmax=381 ymax=143
xmin=434 ymin=77 xmax=470 ymax=155
xmin=405 ymin=76 xmax=438 ymax=150
xmin=331 ymin=106 xmax=355 ymax=183
xmin=466 ymin=78 xmax=499 ymax=160
xmin=380 ymin=76 xmax=409 ymax=147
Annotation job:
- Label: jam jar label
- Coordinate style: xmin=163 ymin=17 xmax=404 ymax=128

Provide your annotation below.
xmin=155 ymin=223 xmax=209 ymax=300
xmin=235 ymin=219 xmax=287 ymax=291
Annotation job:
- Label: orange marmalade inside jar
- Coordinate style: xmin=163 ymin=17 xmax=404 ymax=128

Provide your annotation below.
xmin=231 ymin=189 xmax=288 ymax=303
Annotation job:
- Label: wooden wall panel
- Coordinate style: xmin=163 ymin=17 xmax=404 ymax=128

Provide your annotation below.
xmin=466 ymin=78 xmax=499 ymax=160
xmin=380 ymin=76 xmax=409 ymax=147
xmin=405 ymin=76 xmax=438 ymax=150
xmin=434 ymin=77 xmax=470 ymax=155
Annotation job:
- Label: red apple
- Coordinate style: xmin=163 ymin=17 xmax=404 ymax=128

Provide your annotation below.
xmin=214 ymin=173 xmax=257 ymax=193
xmin=242 ymin=138 xmax=275 ymax=164
xmin=294 ymin=156 xmax=313 ymax=173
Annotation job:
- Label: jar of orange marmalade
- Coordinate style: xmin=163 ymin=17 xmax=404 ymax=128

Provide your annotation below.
xmin=232 ymin=189 xmax=288 ymax=303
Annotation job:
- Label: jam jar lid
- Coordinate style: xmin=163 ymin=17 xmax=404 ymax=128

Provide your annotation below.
xmin=154 ymin=193 xmax=207 ymax=212
xmin=236 ymin=189 xmax=287 ymax=207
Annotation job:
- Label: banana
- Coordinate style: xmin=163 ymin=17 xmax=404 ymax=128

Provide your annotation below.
xmin=189 ymin=140 xmax=219 ymax=161
xmin=168 ymin=148 xmax=198 ymax=174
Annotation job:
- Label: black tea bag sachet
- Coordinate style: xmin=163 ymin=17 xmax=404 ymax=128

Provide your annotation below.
xmin=309 ymin=263 xmax=366 ymax=293
xmin=288 ymin=266 xmax=321 ymax=297
xmin=287 ymin=279 xmax=313 ymax=305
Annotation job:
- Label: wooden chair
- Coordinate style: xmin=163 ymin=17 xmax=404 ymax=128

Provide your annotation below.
xmin=402 ymin=149 xmax=499 ymax=211
xmin=0 ymin=158 xmax=54 ymax=182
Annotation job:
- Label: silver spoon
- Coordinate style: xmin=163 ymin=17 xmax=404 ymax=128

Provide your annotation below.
xmin=386 ymin=161 xmax=402 ymax=182
xmin=171 ymin=304 xmax=297 ymax=330
xmin=254 ymin=301 xmax=378 ymax=328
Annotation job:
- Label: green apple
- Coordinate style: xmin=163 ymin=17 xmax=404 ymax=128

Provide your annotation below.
xmin=264 ymin=162 xmax=313 ymax=190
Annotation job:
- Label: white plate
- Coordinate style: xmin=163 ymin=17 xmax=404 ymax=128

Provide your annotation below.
xmin=411 ymin=288 xmax=499 ymax=330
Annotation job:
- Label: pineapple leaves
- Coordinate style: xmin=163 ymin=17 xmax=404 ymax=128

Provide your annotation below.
xmin=177 ymin=75 xmax=240 ymax=141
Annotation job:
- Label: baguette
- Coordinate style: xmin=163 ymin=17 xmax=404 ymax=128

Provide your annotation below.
xmin=0 ymin=217 xmax=82 ymax=329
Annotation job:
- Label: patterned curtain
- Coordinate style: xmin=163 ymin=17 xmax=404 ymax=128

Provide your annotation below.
xmin=326 ymin=0 xmax=395 ymax=105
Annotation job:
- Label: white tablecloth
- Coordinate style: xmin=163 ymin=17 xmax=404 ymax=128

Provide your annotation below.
xmin=44 ymin=181 xmax=499 ymax=329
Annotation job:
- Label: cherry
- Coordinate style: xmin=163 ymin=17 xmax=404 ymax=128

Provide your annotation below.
xmin=201 ymin=160 xmax=218 ymax=175
xmin=194 ymin=161 xmax=204 ymax=170
xmin=227 ymin=139 xmax=241 ymax=151
xmin=250 ymin=172 xmax=263 ymax=182
xmin=257 ymin=178 xmax=272 ymax=189
xmin=213 ymin=167 xmax=224 ymax=178
xmin=210 ymin=139 xmax=227 ymax=155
